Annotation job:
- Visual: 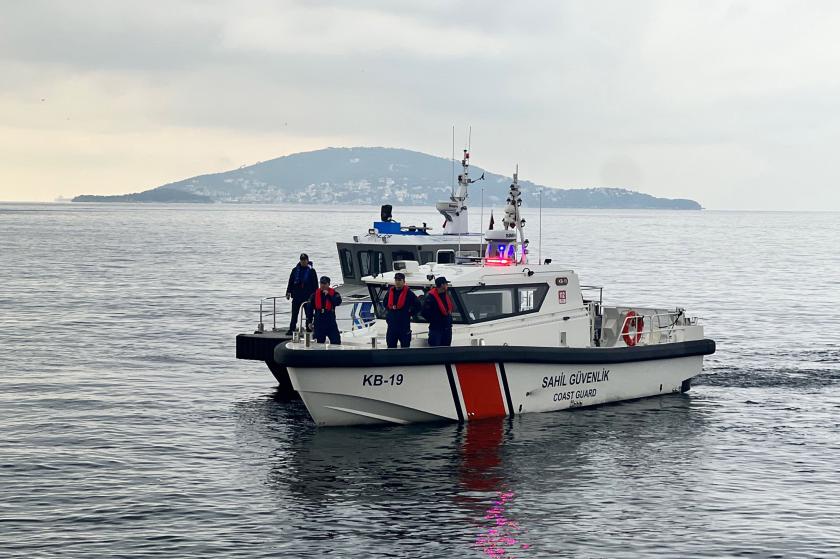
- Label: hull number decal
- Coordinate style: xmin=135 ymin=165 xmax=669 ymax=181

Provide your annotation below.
xmin=362 ymin=373 xmax=404 ymax=386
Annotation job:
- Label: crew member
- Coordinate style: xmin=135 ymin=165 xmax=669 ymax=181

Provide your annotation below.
xmin=309 ymin=276 xmax=342 ymax=344
xmin=422 ymin=276 xmax=454 ymax=347
xmin=385 ymin=272 xmax=420 ymax=348
xmin=285 ymin=253 xmax=318 ymax=335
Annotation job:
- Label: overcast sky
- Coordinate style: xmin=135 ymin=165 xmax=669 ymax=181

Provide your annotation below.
xmin=1 ymin=0 xmax=839 ymax=209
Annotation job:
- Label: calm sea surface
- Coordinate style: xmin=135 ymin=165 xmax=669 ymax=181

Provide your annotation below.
xmin=1 ymin=203 xmax=839 ymax=558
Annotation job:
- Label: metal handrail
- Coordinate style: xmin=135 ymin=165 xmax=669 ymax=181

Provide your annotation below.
xmin=615 ymin=310 xmax=690 ymax=345
xmin=255 ymin=292 xmax=376 ymax=334
xmin=297 ymin=300 xmax=310 ymax=335
xmin=298 ymin=302 xmax=374 ymax=334
xmin=580 ymin=285 xmax=604 ymax=306
xmin=257 ymin=296 xmax=289 ymax=332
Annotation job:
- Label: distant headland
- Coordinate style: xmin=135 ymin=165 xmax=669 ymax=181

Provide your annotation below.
xmin=72 ymin=147 xmax=702 ymax=210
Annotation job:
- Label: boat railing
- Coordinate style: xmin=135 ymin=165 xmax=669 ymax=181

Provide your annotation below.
xmin=255 ymin=296 xmax=288 ymax=333
xmin=295 ymin=300 xmax=375 ymax=335
xmin=255 ymin=294 xmax=376 ymax=334
xmin=580 ymin=285 xmax=604 ymax=306
xmin=615 ymin=309 xmax=693 ymax=345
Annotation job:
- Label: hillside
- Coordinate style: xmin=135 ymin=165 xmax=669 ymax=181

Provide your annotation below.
xmin=73 ymin=147 xmax=702 ymax=209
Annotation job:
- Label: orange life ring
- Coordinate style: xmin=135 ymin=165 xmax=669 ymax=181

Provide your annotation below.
xmin=622 ymin=311 xmax=644 ymax=347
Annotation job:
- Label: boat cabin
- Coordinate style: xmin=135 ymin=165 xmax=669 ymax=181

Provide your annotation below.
xmin=335 ymin=205 xmax=483 ymax=284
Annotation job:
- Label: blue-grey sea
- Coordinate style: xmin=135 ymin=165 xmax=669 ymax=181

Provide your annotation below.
xmin=1 ymin=203 xmax=839 ymax=558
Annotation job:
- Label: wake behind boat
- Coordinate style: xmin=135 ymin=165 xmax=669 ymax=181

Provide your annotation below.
xmin=270 ymin=167 xmax=716 ymax=426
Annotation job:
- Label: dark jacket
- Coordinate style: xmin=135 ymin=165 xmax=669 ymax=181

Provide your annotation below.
xmin=308 ymin=288 xmax=342 ymax=329
xmin=286 ymin=264 xmax=318 ymax=300
xmin=421 ymin=289 xmax=454 ymax=330
xmin=385 ymin=286 xmax=421 ymax=329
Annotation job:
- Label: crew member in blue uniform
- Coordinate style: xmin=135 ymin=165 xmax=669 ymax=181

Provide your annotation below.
xmin=385 ymin=272 xmax=421 ymax=348
xmin=285 ymin=253 xmax=318 ymax=335
xmin=422 ymin=276 xmax=454 ymax=347
xmin=309 ymin=276 xmax=342 ymax=344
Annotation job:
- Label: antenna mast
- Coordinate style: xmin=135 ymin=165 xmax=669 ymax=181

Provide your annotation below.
xmin=437 ymin=127 xmax=483 ymax=235
xmin=451 ymin=126 xmax=455 ymax=198
xmin=480 ymin=185 xmax=485 ymax=260
xmin=501 ymin=164 xmax=528 ymax=264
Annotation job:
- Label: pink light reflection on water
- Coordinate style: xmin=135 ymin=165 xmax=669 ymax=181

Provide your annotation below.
xmin=474 ymin=491 xmax=531 ymax=557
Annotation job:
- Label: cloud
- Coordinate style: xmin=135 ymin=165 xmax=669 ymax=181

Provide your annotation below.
xmin=1 ymin=0 xmax=840 ymax=209
xmin=218 ymin=5 xmax=506 ymax=58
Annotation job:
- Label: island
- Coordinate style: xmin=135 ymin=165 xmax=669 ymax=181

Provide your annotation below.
xmin=73 ymin=147 xmax=702 ymax=210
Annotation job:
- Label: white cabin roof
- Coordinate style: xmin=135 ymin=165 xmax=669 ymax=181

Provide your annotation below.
xmin=344 ymin=233 xmax=484 ymax=247
xmin=362 ymin=261 xmax=576 ymax=288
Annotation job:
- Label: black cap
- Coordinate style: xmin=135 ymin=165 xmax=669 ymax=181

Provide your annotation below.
xmin=300 ymin=253 xmax=309 ymax=260
xmin=394 ymin=272 xmax=406 ymax=280
xmin=320 ymin=276 xmax=331 ymax=284
xmin=434 ymin=276 xmax=450 ymax=287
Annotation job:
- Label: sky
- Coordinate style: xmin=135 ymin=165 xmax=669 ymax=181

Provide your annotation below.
xmin=1 ymin=0 xmax=839 ymax=210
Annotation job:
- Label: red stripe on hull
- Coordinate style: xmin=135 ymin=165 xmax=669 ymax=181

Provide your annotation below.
xmin=455 ymin=363 xmax=507 ymax=420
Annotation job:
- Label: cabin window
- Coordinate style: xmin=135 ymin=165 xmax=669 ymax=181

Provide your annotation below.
xmin=374 ymin=251 xmax=386 ymax=275
xmin=358 ymin=250 xmax=386 ymax=277
xmin=454 ymin=284 xmax=549 ymax=323
xmin=519 ymin=286 xmax=547 ymax=312
xmin=518 ymin=285 xmax=549 ymax=314
xmin=419 ymin=251 xmax=434 ymax=264
xmin=339 ymin=249 xmax=355 ymax=279
xmin=358 ymin=251 xmax=371 ymax=277
xmin=459 ymin=287 xmax=515 ymax=322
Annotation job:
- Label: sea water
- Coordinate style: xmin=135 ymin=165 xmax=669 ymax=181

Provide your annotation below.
xmin=1 ymin=203 xmax=839 ymax=558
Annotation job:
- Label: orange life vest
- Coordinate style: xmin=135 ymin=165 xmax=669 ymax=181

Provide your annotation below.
xmin=314 ymin=288 xmax=335 ymax=312
xmin=429 ymin=289 xmax=454 ymax=316
xmin=388 ymin=286 xmax=409 ymax=310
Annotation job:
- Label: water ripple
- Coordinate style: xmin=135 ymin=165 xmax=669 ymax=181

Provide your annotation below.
xmin=2 ymin=204 xmax=839 ymax=557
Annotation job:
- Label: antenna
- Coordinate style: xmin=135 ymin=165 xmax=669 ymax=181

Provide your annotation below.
xmin=451 ymin=126 xmax=455 ymax=198
xmin=480 ymin=185 xmax=485 ymax=262
xmin=468 ymin=125 xmax=472 ymax=152
xmin=539 ymin=188 xmax=542 ymax=265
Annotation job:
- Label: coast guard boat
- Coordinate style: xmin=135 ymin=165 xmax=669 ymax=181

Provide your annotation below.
xmin=274 ymin=170 xmax=716 ymax=426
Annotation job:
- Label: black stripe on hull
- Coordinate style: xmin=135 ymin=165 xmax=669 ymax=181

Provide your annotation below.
xmin=445 ymin=364 xmax=464 ymax=422
xmin=276 ymin=339 xmax=716 ymax=368
xmin=498 ymin=362 xmax=514 ymax=417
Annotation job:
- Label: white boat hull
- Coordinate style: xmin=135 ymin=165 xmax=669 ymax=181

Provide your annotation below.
xmin=287 ymin=353 xmax=705 ymax=427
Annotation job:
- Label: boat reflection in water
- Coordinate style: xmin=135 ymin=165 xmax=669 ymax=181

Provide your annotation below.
xmin=458 ymin=419 xmax=531 ymax=556
xmin=233 ymin=388 xmax=708 ymax=556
